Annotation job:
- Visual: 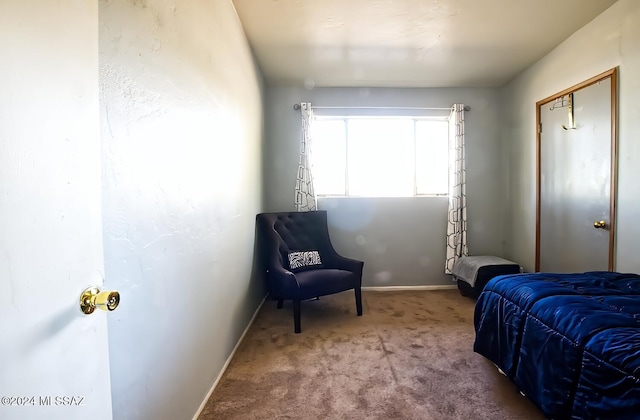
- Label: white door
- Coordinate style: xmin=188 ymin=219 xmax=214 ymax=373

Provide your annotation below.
xmin=0 ymin=2 xmax=113 ymax=420
xmin=538 ymin=71 xmax=616 ymax=272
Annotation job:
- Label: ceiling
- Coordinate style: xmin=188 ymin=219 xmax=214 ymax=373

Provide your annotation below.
xmin=231 ymin=0 xmax=617 ymax=88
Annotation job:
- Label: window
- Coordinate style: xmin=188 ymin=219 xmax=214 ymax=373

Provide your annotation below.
xmin=311 ymin=116 xmax=449 ymax=197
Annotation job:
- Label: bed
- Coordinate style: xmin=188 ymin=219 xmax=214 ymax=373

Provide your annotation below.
xmin=473 ymin=271 xmax=640 ymax=419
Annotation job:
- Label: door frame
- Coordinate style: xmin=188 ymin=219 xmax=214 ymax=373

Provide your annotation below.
xmin=535 ymin=67 xmax=618 ymax=272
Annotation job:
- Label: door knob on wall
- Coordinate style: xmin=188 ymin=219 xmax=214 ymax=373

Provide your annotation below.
xmin=593 ymin=220 xmax=607 ymax=229
xmin=80 ymin=286 xmax=120 ymax=314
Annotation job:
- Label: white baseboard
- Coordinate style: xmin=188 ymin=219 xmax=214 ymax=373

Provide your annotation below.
xmin=192 ymin=294 xmax=267 ymax=420
xmin=361 ymin=285 xmax=457 ymax=292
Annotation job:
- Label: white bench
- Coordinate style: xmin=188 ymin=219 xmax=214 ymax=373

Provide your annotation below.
xmin=452 ymin=255 xmax=521 ymax=298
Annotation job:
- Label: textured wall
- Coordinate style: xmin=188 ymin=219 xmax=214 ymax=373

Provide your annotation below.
xmin=99 ymin=1 xmax=264 ymax=419
xmin=264 ymin=87 xmax=505 ymax=286
xmin=500 ymin=0 xmax=640 ymax=272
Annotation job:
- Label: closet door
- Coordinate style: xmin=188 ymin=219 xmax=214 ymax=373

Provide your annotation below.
xmin=536 ymin=69 xmax=617 ymax=273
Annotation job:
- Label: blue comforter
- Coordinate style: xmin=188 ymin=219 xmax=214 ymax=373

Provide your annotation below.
xmin=474 ymin=271 xmax=640 ymax=419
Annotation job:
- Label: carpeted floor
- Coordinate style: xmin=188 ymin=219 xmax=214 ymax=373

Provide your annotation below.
xmin=199 ymin=289 xmax=545 ymax=419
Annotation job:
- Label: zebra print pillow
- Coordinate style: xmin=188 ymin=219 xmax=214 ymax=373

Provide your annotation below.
xmin=288 ymin=250 xmax=322 ymax=272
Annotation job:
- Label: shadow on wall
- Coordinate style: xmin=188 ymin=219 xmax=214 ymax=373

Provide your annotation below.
xmin=250 ymin=222 xmax=268 ymax=301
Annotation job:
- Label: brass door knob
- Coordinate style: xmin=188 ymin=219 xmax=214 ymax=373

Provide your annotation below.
xmin=593 ymin=220 xmax=607 ymax=229
xmin=80 ymin=287 xmax=120 ymax=314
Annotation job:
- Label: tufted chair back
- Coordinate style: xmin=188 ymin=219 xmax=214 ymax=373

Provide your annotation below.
xmin=257 ymin=211 xmax=338 ymax=272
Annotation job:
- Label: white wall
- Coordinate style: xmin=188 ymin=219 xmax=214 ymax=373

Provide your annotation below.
xmin=501 ymin=0 xmax=640 ymax=272
xmin=0 ymin=2 xmax=113 ymax=419
xmin=265 ymin=87 xmax=505 ymax=286
xmin=99 ymin=1 xmax=264 ymax=419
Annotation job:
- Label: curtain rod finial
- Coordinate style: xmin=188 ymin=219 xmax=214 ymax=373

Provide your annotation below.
xmin=464 ymin=105 xmax=471 ymax=112
xmin=293 ymin=103 xmax=301 ymax=111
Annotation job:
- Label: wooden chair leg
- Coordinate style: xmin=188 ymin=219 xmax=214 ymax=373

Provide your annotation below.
xmin=293 ymin=300 xmax=301 ymax=333
xmin=277 ymin=299 xmax=283 ymax=309
xmin=355 ymin=287 xmax=363 ymax=316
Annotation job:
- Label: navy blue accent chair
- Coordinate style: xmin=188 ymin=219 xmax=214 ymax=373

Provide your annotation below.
xmin=256 ymin=211 xmax=363 ymax=333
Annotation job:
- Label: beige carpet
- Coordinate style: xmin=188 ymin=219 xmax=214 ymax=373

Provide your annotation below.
xmin=199 ymin=289 xmax=545 ymax=419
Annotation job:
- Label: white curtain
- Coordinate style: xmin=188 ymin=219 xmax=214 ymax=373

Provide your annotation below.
xmin=445 ymin=104 xmax=468 ymax=274
xmin=294 ymin=102 xmax=317 ymax=211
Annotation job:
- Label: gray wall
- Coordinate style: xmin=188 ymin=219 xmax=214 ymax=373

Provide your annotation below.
xmin=500 ymin=0 xmax=640 ymax=272
xmin=265 ymin=87 xmax=506 ymax=286
xmin=99 ymin=1 xmax=265 ymax=419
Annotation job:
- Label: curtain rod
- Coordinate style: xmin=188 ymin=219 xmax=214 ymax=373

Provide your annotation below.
xmin=292 ymin=104 xmax=471 ymax=111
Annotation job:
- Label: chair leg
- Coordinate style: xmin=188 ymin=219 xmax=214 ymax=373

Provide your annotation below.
xmin=293 ymin=300 xmax=301 ymax=333
xmin=355 ymin=287 xmax=363 ymax=316
xmin=277 ymin=299 xmax=283 ymax=309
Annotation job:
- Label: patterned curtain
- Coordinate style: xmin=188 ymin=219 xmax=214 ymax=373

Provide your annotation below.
xmin=445 ymin=104 xmax=468 ymax=274
xmin=294 ymin=102 xmax=317 ymax=211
